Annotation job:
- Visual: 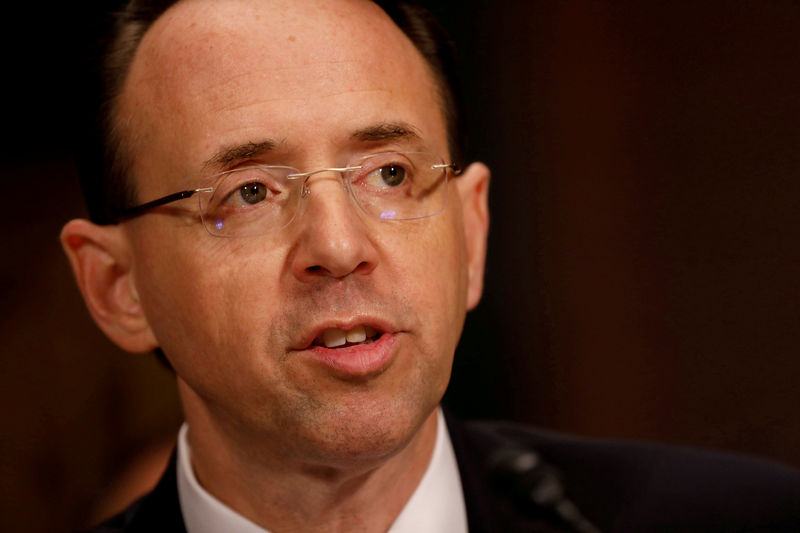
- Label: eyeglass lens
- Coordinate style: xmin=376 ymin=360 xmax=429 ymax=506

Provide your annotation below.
xmin=198 ymin=152 xmax=450 ymax=237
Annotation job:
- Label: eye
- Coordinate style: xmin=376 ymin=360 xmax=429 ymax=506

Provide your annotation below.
xmin=366 ymin=164 xmax=407 ymax=189
xmin=214 ymin=167 xmax=287 ymax=208
xmin=238 ymin=182 xmax=268 ymax=204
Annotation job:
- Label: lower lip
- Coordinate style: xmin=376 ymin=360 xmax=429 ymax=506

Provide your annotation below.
xmin=302 ymin=333 xmax=398 ymax=378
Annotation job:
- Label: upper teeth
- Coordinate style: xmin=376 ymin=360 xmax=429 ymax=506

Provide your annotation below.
xmin=320 ymin=326 xmax=378 ymax=348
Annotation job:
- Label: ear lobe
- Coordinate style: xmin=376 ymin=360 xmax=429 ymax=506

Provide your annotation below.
xmin=60 ymin=219 xmax=158 ymax=353
xmin=455 ymin=162 xmax=490 ymax=310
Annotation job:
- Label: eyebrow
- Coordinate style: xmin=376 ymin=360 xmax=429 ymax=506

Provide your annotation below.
xmin=201 ymin=122 xmax=422 ymax=172
xmin=202 ymin=139 xmax=280 ymax=171
xmin=350 ymin=122 xmax=423 ymax=144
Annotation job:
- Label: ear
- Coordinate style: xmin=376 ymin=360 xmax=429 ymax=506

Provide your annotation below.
xmin=60 ymin=219 xmax=158 ymax=353
xmin=455 ymin=162 xmax=490 ymax=310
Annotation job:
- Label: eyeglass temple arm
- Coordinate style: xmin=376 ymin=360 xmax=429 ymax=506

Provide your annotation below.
xmin=113 ymin=188 xmax=213 ymax=221
xmin=434 ymin=162 xmax=461 ymax=175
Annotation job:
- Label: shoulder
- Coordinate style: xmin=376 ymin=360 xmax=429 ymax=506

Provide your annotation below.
xmin=78 ymin=451 xmax=186 ymax=533
xmin=446 ymin=415 xmax=800 ymax=533
xmin=79 ymin=499 xmax=146 ymax=533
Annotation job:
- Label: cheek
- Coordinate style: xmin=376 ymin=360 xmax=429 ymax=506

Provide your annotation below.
xmin=130 ymin=230 xmax=287 ymax=374
xmin=385 ymin=204 xmax=469 ymax=350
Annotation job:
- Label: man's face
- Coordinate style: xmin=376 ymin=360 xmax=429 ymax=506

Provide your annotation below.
xmin=116 ymin=0 xmax=483 ymax=464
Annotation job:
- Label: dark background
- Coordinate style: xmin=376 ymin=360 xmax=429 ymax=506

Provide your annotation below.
xmin=2 ymin=1 xmax=800 ymax=532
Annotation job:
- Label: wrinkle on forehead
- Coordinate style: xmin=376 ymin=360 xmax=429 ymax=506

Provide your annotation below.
xmin=210 ymin=89 xmax=397 ymax=119
xmin=157 ymin=63 xmax=360 ymax=110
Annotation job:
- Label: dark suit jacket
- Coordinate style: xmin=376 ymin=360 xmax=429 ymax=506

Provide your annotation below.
xmin=86 ymin=415 xmax=800 ymax=532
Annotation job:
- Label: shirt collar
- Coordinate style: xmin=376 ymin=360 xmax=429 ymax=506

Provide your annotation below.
xmin=176 ymin=408 xmax=467 ymax=533
xmin=388 ymin=408 xmax=469 ymax=532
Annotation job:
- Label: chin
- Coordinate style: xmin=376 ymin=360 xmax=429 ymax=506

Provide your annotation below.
xmin=290 ymin=393 xmax=437 ymax=469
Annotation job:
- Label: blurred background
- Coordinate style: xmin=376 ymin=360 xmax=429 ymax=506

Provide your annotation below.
xmin=2 ymin=1 xmax=800 ymax=531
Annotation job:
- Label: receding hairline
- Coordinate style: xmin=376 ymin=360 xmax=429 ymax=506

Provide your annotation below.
xmin=86 ymin=0 xmax=464 ymax=223
xmin=113 ymin=0 xmax=449 ymax=185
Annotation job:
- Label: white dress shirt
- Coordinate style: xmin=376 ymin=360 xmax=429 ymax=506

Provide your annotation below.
xmin=176 ymin=408 xmax=469 ymax=533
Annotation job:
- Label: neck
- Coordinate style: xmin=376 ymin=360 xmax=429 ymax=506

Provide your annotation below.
xmin=179 ymin=384 xmax=440 ymax=533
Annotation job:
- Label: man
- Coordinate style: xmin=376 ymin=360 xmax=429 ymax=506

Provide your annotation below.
xmin=62 ymin=1 xmax=800 ymax=532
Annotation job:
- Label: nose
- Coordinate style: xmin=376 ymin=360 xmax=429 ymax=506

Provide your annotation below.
xmin=290 ymin=173 xmax=379 ymax=281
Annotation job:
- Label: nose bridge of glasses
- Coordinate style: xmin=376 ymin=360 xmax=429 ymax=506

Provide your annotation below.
xmin=288 ymin=166 xmax=362 ymax=197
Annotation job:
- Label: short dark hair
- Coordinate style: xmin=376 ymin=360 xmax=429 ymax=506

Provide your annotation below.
xmin=75 ymin=0 xmax=465 ymax=225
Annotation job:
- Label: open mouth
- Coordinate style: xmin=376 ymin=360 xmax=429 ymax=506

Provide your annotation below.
xmin=313 ymin=325 xmax=382 ymax=349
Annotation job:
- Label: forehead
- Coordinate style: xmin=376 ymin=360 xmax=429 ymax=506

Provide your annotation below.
xmin=118 ymin=0 xmax=447 ymax=186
